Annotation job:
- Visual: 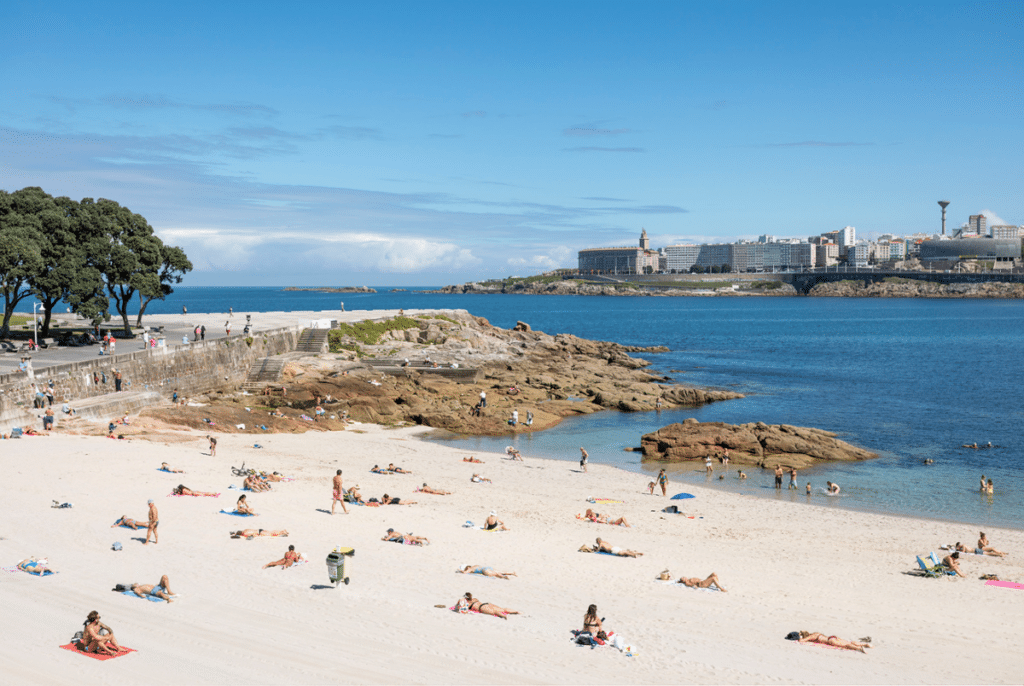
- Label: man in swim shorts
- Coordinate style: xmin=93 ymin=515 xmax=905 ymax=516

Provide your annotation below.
xmin=774 ymin=464 xmax=783 ymax=489
xmin=131 ymin=575 xmax=175 ymax=602
xmin=144 ymin=500 xmax=158 ymax=545
xmin=332 ymin=470 xmax=348 ymax=515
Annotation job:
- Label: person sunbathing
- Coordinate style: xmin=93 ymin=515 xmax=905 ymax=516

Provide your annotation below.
xmin=271 ymin=408 xmax=285 ymax=418
xmin=976 ymin=532 xmax=1007 ymax=557
xmin=419 ymin=483 xmax=451 ymax=495
xmin=677 ymin=572 xmax=727 ymax=591
xmin=458 ymin=592 xmax=519 ymax=620
xmin=21 ymin=427 xmax=41 ymax=436
xmin=17 ymin=558 xmax=53 ymax=575
xmin=462 ymin=456 xmax=484 ymax=463
xmin=261 ymin=472 xmax=286 ymax=482
xmin=172 ymin=485 xmax=217 ymax=497
xmin=387 ymin=463 xmax=411 ymax=474
xmin=457 ymin=564 xmax=517 ymax=580
xmin=370 ymin=465 xmax=389 ymax=474
xmin=345 ymin=486 xmax=364 ymax=504
xmin=82 ymin=611 xmax=124 ymax=655
xmin=112 ymin=515 xmax=145 ymax=529
xmin=381 ymin=493 xmax=416 ymax=505
xmin=160 ymin=463 xmax=184 ymax=473
xmin=583 ymin=508 xmax=630 ymax=527
xmin=794 ymin=631 xmax=871 ymax=653
xmin=484 ymin=511 xmax=509 ymax=531
xmin=263 ymin=545 xmax=300 ymax=569
xmin=594 ymin=537 xmax=642 ymax=557
xmin=471 ymin=474 xmax=492 ymax=483
xmin=382 ymin=528 xmax=429 ymax=545
xmin=231 ymin=529 xmax=289 ymax=539
xmin=235 ymin=495 xmax=256 ymax=515
xmin=130 ymin=575 xmax=175 ymax=602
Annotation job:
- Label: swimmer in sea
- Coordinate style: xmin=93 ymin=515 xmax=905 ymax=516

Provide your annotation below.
xmin=826 ymin=481 xmax=840 ymax=495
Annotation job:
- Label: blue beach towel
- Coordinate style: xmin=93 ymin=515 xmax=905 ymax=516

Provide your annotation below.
xmin=671 ymin=493 xmax=696 ymax=500
xmin=219 ymin=510 xmax=257 ymax=517
xmin=122 ymin=590 xmax=166 ymax=602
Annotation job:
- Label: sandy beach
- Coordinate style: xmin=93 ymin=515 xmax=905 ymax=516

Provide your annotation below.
xmin=2 ymin=422 xmax=1023 ymax=685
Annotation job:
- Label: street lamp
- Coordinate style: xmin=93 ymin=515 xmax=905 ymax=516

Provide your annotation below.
xmin=33 ymin=302 xmax=39 ymax=349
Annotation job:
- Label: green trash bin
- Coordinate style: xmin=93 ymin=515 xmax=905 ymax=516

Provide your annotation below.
xmin=326 ymin=546 xmax=354 ymax=586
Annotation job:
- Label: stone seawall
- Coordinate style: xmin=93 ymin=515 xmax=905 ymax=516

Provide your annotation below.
xmin=0 ymin=326 xmax=302 ymax=424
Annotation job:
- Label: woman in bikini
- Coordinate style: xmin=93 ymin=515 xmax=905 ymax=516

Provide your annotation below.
xmin=977 ymin=532 xmax=1007 ymax=557
xmin=382 ymin=528 xmax=429 ymax=545
xmin=381 ymin=494 xmax=416 ymax=505
xmin=173 ymin=485 xmax=217 ymax=497
xmin=235 ymin=494 xmax=256 ymax=515
xmin=677 ymin=572 xmax=728 ymax=591
xmin=457 ymin=564 xmax=516 ymax=580
xmin=419 ymin=483 xmax=451 ymax=495
xmin=461 ymin=592 xmax=520 ymax=619
xmin=795 ymin=631 xmax=871 ymax=653
xmin=263 ymin=545 xmax=299 ymax=569
xmin=462 ymin=456 xmax=484 ymax=463
xmin=584 ymin=508 xmax=631 ymax=527
xmin=230 ymin=529 xmax=288 ymax=539
xmin=582 ymin=604 xmax=603 ymax=634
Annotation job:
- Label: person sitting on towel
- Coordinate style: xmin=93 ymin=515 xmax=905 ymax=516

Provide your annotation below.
xmin=677 ymin=572 xmax=728 ymax=591
xmin=594 ymin=537 xmax=642 ymax=557
xmin=235 ymin=494 xmax=256 ymax=515
xmin=131 ymin=575 xmax=175 ymax=602
xmin=82 ymin=611 xmax=124 ymax=655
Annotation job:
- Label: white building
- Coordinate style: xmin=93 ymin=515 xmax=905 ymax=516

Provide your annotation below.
xmin=848 ymin=242 xmax=870 ymax=267
xmin=838 ymin=226 xmax=856 ymax=256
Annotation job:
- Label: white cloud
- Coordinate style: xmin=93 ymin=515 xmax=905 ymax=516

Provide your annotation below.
xmin=981 ymin=209 xmax=1014 ymax=227
xmin=506 ymin=246 xmax=575 ymax=272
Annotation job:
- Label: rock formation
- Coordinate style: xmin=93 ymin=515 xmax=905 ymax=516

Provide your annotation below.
xmin=808 ymin=280 xmax=1024 ymax=298
xmin=640 ymin=418 xmax=877 ymax=469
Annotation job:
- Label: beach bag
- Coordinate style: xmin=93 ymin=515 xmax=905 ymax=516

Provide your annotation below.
xmin=785 ymin=632 xmax=800 ymax=641
xmin=659 ymin=569 xmax=671 ymax=581
xmin=575 ymin=631 xmax=596 ymax=646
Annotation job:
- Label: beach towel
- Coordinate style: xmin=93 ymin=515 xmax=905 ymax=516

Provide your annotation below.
xmin=168 ymin=492 xmax=220 ymax=498
xmin=670 ymin=493 xmax=696 ymax=500
xmin=219 ymin=510 xmax=257 ymax=517
xmin=587 ymin=498 xmax=623 ymax=504
xmin=112 ymin=521 xmax=144 ymax=530
xmin=157 ymin=468 xmax=180 ymax=473
xmin=4 ymin=562 xmax=56 ymax=576
xmin=122 ymin=590 xmax=170 ymax=602
xmin=59 ymin=643 xmax=136 ymax=661
xmin=986 ymin=579 xmax=1024 ymax=590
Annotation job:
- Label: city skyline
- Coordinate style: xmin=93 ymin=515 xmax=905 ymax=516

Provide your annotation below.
xmin=2 ymin=1 xmax=1021 ymax=286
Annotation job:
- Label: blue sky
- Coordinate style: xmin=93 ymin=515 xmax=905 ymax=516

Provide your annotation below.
xmin=2 ymin=1 xmax=1021 ymax=286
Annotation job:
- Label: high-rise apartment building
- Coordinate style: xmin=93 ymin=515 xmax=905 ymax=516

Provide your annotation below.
xmin=968 ymin=214 xmax=986 ymax=236
xmin=838 ymin=226 xmax=856 ymax=255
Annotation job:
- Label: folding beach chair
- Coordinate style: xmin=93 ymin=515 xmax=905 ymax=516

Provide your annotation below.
xmin=916 ymin=555 xmax=943 ymax=578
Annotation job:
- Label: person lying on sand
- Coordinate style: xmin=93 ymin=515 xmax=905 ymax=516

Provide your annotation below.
xmin=260 ymin=472 xmax=286 ymax=482
xmin=235 ymin=494 xmax=256 ymax=515
xmin=172 ymin=485 xmax=217 ymax=497
xmin=793 ymin=631 xmax=871 ymax=653
xmin=131 ymin=575 xmax=175 ymax=602
xmin=82 ymin=611 xmax=124 ymax=655
xmin=370 ymin=465 xmax=389 ymax=474
xmin=583 ymin=508 xmax=630 ymax=527
xmin=418 ymin=483 xmax=451 ymax=495
xmin=160 ymin=463 xmax=184 ymax=473
xmin=263 ymin=545 xmax=300 ymax=569
xmin=594 ymin=537 xmax=642 ymax=557
xmin=270 ymin=408 xmax=285 ymax=418
xmin=381 ymin=494 xmax=416 ymax=505
xmin=977 ymin=532 xmax=1007 ymax=557
xmin=111 ymin=515 xmax=145 ymax=529
xmin=17 ymin=558 xmax=53 ymax=575
xmin=484 ymin=511 xmax=509 ymax=531
xmin=457 ymin=592 xmax=519 ymax=619
xmin=677 ymin=572 xmax=728 ymax=591
xmin=383 ymin=528 xmax=429 ymax=545
xmin=462 ymin=456 xmax=484 ymax=463
xmin=387 ymin=463 xmax=411 ymax=474
xmin=457 ymin=564 xmax=517 ymax=579
xmin=21 ymin=427 xmax=42 ymax=436
xmin=471 ymin=474 xmax=492 ymax=483
xmin=231 ymin=529 xmax=289 ymax=539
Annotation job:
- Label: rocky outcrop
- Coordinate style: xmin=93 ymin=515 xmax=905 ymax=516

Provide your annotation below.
xmin=283 ymin=286 xmax=377 ymax=293
xmin=433 ymin=280 xmax=796 ymax=297
xmin=809 ymin=280 xmax=1024 ymax=298
xmin=641 ymin=418 xmax=877 ymax=469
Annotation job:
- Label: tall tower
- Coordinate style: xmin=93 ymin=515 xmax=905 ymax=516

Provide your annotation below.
xmin=639 ymin=229 xmax=650 ymax=250
xmin=938 ymin=200 xmax=950 ymax=236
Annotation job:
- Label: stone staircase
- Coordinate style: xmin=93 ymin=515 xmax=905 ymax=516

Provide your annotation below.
xmin=241 ymin=356 xmax=288 ymax=391
xmin=295 ymin=328 xmax=330 ymax=353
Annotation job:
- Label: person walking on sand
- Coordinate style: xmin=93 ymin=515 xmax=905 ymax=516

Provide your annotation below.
xmin=208 ymin=435 xmax=217 ymax=457
xmin=788 ymin=467 xmax=798 ymax=490
xmin=580 ymin=447 xmax=588 ymax=473
xmin=774 ymin=464 xmax=783 ymax=490
xmin=225 ymin=321 xmax=231 ymax=336
xmin=332 ymin=470 xmax=348 ymax=515
xmin=657 ymin=468 xmax=668 ymax=496
xmin=144 ymin=499 xmax=159 ymax=545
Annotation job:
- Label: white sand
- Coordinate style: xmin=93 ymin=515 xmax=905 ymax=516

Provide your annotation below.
xmin=2 ymin=424 xmax=1023 ymax=684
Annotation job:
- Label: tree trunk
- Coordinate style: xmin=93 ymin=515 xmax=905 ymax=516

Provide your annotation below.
xmin=135 ymin=298 xmax=151 ymax=328
xmin=40 ymin=299 xmax=58 ymax=337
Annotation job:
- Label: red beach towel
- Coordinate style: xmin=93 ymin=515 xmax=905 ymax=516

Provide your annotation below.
xmin=59 ymin=643 xmax=136 ymax=660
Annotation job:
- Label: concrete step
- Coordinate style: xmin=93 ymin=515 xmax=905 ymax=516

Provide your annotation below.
xmin=2 ymin=390 xmax=166 ymax=429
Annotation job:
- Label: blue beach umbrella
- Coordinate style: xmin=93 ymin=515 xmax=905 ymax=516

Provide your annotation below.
xmin=671 ymin=493 xmax=695 ymax=500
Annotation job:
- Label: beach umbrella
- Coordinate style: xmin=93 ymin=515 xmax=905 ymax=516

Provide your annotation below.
xmin=670 ymin=493 xmax=695 ymax=500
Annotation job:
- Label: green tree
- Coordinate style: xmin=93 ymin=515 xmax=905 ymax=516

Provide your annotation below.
xmin=0 ymin=189 xmax=46 ymax=337
xmin=689 ymin=265 xmax=704 ymax=274
xmin=720 ymin=263 xmax=732 ymax=273
xmin=135 ymin=243 xmax=192 ymax=326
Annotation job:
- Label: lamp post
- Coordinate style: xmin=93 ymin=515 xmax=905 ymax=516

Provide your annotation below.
xmin=33 ymin=302 xmax=39 ymax=349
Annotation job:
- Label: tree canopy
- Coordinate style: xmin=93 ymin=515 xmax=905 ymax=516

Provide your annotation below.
xmin=0 ymin=187 xmax=191 ymax=336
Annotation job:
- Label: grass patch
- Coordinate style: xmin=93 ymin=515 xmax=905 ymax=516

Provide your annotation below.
xmin=749 ymin=280 xmax=784 ymax=290
xmin=8 ymin=315 xmax=30 ymax=326
xmin=328 ymin=316 xmax=421 ymax=348
xmin=418 ymin=314 xmax=459 ymax=324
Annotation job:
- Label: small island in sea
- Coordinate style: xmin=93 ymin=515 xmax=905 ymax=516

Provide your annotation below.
xmin=282 ymin=286 xmax=377 ymax=293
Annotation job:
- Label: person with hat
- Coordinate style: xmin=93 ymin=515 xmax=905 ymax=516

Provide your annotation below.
xmin=144 ymin=499 xmax=158 ymax=545
xmin=82 ymin=611 xmax=124 ymax=655
xmin=484 ymin=511 xmax=509 ymax=531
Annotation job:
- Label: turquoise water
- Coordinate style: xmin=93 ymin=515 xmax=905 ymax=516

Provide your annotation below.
xmin=147 ymin=288 xmax=1023 ymax=529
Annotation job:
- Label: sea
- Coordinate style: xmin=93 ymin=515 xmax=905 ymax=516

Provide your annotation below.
xmin=141 ymin=286 xmax=1023 ymax=530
